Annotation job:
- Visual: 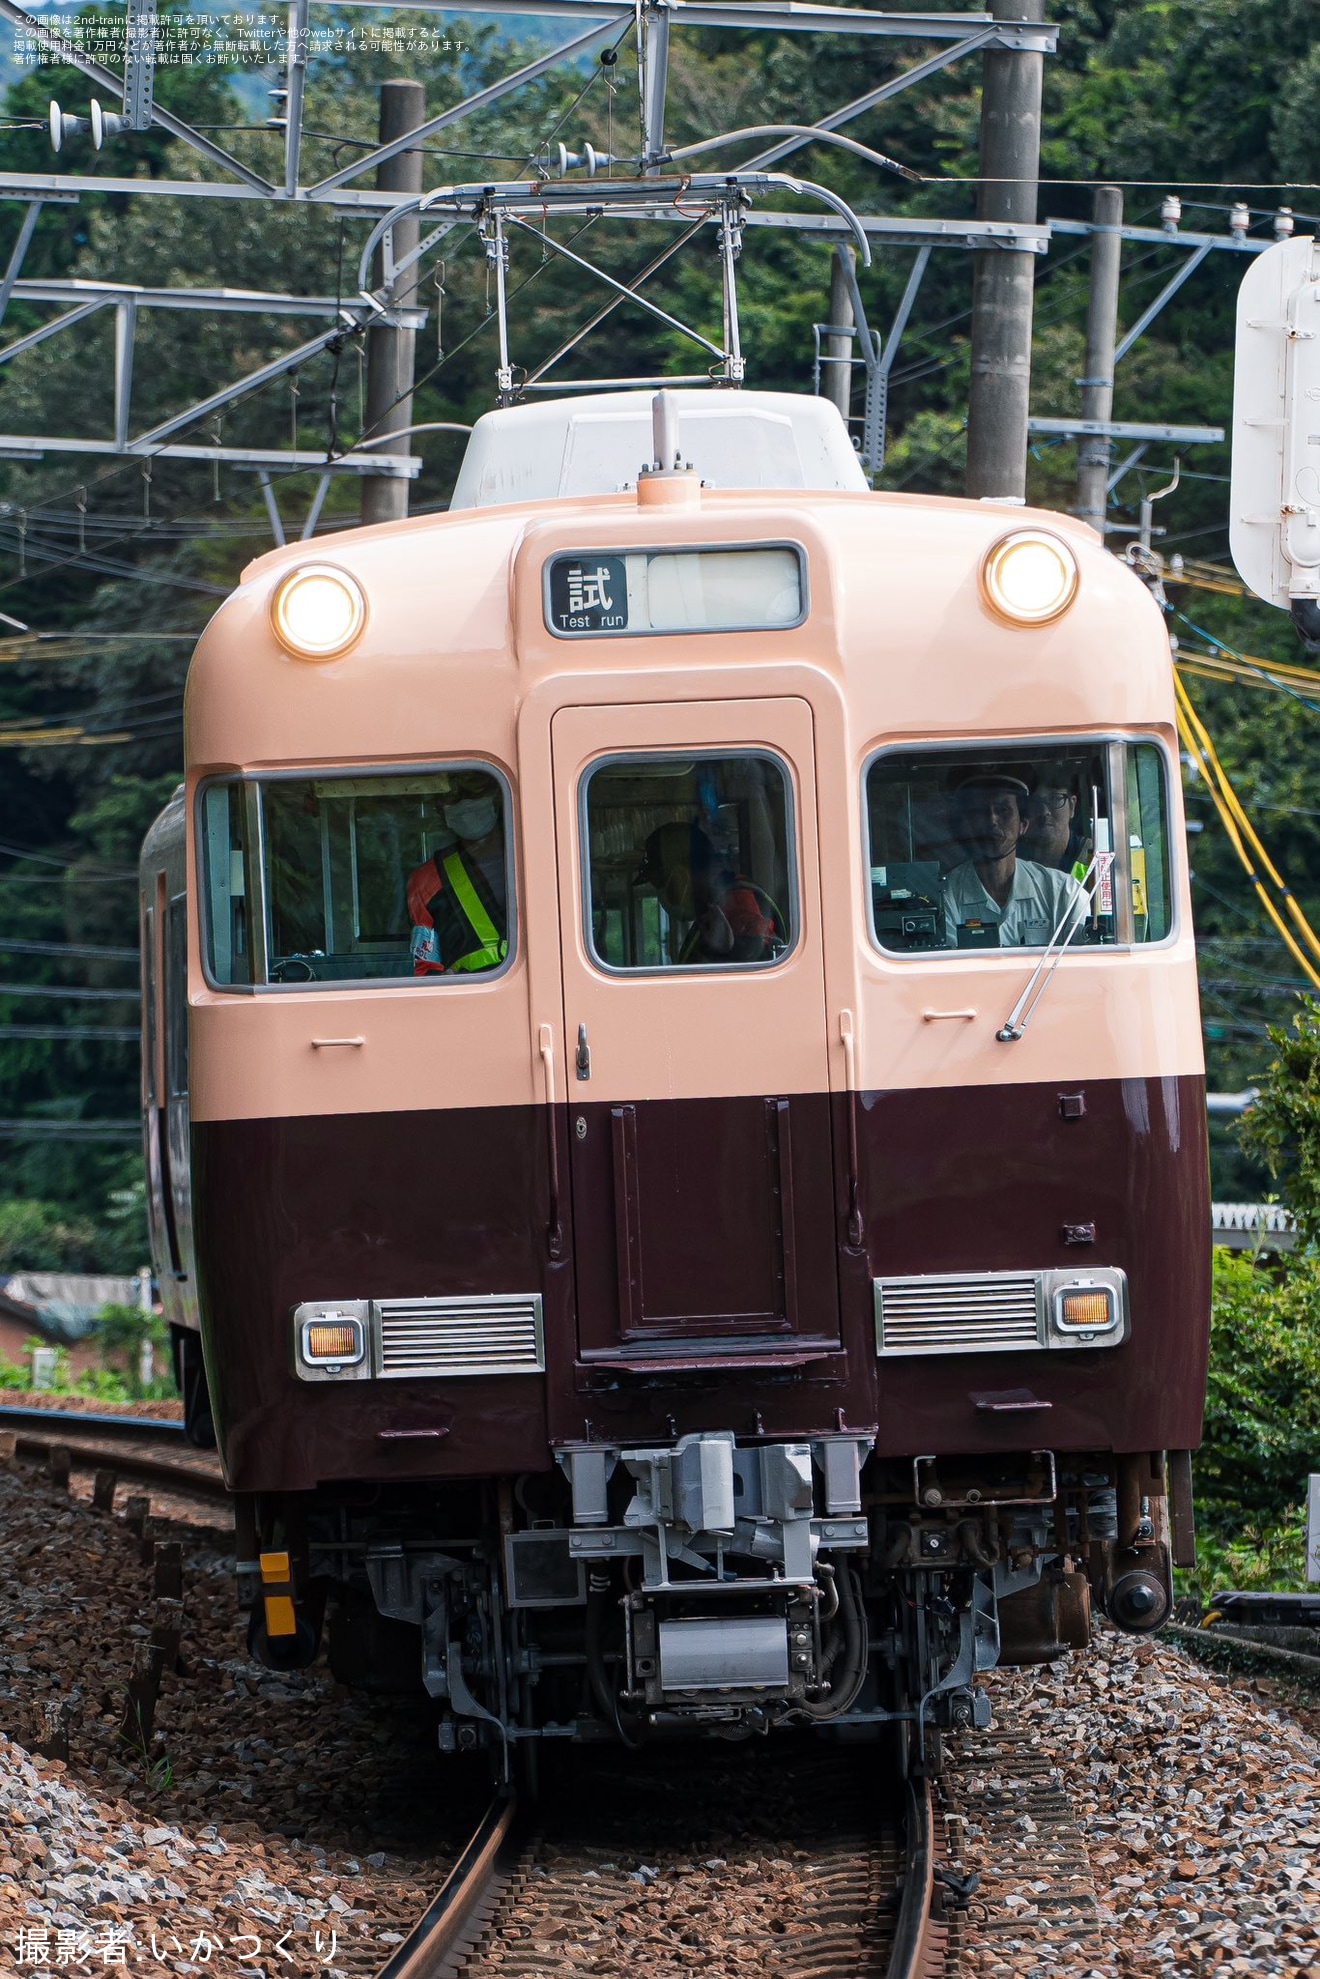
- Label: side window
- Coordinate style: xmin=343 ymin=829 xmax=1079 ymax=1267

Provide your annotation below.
xmin=865 ymin=743 xmax=1174 ymax=955
xmin=201 ymin=783 xmax=252 ymax=986
xmin=200 ymin=768 xmax=513 ymax=988
xmin=142 ymin=904 xmax=157 ymax=1106
xmin=1126 ymin=743 xmax=1172 ymax=942
xmin=583 ymin=753 xmax=795 ymax=970
xmin=165 ymin=895 xmax=188 ymax=1098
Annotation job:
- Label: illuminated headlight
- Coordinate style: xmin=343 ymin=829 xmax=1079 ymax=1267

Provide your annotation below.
xmin=271 ymin=563 xmax=366 ymax=660
xmin=1054 ymin=1284 xmax=1120 ymax=1338
xmin=980 ymin=530 xmax=1079 ymax=626
xmin=300 ymin=1314 xmax=365 ymax=1367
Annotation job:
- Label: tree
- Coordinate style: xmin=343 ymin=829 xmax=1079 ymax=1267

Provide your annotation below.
xmin=1239 ymin=1000 xmax=1320 ymax=1248
xmin=94 ymin=1299 xmax=168 ymax=1398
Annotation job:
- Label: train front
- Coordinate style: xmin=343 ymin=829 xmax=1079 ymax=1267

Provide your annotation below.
xmin=166 ymin=390 xmax=1208 ymax=1762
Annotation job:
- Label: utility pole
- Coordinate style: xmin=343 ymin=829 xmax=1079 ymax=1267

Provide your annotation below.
xmin=1075 ymin=184 xmax=1124 ymax=536
xmin=361 ymin=79 xmax=425 ymax=527
xmin=965 ymin=0 xmax=1046 ymax=501
xmin=822 ymin=246 xmax=855 ymax=422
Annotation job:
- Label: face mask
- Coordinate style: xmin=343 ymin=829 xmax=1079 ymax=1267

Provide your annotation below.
xmin=444 ymin=796 xmax=499 ymax=841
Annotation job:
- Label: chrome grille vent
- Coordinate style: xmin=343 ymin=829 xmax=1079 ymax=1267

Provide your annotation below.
xmin=373 ymin=1294 xmax=544 ymax=1378
xmin=875 ymin=1273 xmax=1043 ymax=1358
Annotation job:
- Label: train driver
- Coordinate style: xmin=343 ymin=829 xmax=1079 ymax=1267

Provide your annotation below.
xmin=1023 ymin=762 xmax=1092 ymax=878
xmin=406 ymin=774 xmax=509 ymax=975
xmin=638 ymin=820 xmax=784 ymax=965
xmin=941 ymin=771 xmax=1088 ymax=949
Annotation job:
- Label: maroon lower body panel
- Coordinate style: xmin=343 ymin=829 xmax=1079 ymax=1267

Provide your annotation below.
xmin=858 ymin=1073 xmax=1210 ymax=1456
xmin=191 ymin=1105 xmax=556 ymax=1491
xmin=190 ymin=1074 xmax=1209 ymax=1493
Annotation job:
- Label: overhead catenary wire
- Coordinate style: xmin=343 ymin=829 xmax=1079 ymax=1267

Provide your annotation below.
xmin=0 ymin=936 xmax=138 ymax=960
xmin=0 ymin=1024 xmax=138 ymax=1041
xmin=1180 ymin=690 xmax=1320 ymax=969
xmin=0 ymin=982 xmax=140 ymax=1001
xmin=1173 ymin=672 xmax=1320 ymax=991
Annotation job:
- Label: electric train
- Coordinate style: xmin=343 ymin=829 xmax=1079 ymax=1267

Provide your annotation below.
xmin=140 ymin=386 xmax=1209 ymax=1768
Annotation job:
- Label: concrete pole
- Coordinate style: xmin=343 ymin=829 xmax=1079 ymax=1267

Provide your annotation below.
xmin=362 ymin=80 xmax=425 ymax=527
xmin=965 ymin=0 xmax=1045 ymax=501
xmin=823 ymin=245 xmax=855 ymax=421
xmin=1076 ymin=184 xmax=1124 ymax=536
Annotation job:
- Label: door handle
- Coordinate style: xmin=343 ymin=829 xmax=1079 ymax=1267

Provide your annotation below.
xmin=575 ymin=1022 xmax=591 ymax=1081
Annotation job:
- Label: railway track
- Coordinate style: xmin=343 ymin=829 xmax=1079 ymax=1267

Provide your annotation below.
xmin=0 ymin=1403 xmax=228 ymax=1503
xmin=372 ymin=1761 xmax=955 ymax=1979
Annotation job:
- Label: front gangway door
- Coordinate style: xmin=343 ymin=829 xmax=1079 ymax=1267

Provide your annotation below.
xmin=550 ymin=697 xmax=841 ymax=1367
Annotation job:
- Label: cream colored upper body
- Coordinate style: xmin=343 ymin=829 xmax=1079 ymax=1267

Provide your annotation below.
xmin=182 ymin=459 xmax=1199 ymax=1127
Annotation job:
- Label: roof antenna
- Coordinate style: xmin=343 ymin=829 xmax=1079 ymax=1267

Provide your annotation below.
xmin=651 ymin=390 xmax=682 ymax=476
xmin=638 ymin=389 xmax=700 ymax=507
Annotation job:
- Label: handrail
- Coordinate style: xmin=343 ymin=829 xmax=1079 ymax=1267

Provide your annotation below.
xmin=538 ymin=1024 xmax=565 ymax=1260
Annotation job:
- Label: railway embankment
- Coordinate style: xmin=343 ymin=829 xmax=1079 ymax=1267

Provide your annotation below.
xmin=0 ymin=1438 xmax=481 ymax=1976
xmin=950 ymin=1630 xmax=1320 ymax=1977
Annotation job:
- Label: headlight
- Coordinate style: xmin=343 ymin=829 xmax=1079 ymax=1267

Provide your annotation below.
xmin=271 ymin=563 xmax=367 ymax=660
xmin=980 ymin=530 xmax=1079 ymax=626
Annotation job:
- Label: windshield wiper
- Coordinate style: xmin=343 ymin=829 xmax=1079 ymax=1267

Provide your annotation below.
xmin=995 ymin=857 xmax=1098 ymax=1043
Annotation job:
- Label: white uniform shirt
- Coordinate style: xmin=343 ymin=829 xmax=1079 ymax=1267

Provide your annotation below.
xmin=941 ymin=857 xmax=1087 ymax=949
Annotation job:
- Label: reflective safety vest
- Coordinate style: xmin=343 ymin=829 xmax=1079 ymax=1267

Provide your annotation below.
xmin=442 ymin=852 xmax=509 ymax=973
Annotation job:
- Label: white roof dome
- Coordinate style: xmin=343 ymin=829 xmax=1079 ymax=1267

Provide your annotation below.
xmin=449 ymin=389 xmax=868 ymax=509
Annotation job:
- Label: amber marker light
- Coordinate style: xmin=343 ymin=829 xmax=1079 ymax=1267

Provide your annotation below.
xmin=980 ymin=529 xmax=1079 ymax=627
xmin=270 ymin=563 xmax=366 ymax=660
xmin=1055 ymin=1287 xmax=1117 ymax=1334
xmin=301 ymin=1316 xmax=365 ymax=1365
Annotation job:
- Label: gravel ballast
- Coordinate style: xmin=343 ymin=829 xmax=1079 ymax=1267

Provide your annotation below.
xmin=949 ymin=1628 xmax=1320 ymax=1977
xmin=4 ymin=1425 xmax=1320 ymax=1977
xmin=0 ymin=1449 xmax=481 ymax=1977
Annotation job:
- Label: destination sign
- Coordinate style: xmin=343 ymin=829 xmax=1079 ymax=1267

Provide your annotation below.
xmin=544 ymin=546 xmax=805 ymax=638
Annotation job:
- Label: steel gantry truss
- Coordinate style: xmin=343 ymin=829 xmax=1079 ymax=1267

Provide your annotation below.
xmin=0 ymin=2 xmax=1056 ymax=494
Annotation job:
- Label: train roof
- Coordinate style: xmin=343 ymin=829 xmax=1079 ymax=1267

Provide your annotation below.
xmin=448 ymin=390 xmax=869 ymax=508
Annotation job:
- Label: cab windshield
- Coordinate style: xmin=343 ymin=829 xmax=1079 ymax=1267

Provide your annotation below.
xmin=864 ymin=742 xmax=1172 ymax=955
xmin=199 ymin=768 xmax=512 ymax=987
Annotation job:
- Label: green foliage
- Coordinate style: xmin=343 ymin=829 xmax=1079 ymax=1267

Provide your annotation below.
xmin=0 ymin=1196 xmax=99 ymax=1271
xmin=1197 ymin=1249 xmax=1320 ymax=1549
xmin=74 ymin=1363 xmax=136 ymax=1402
xmin=1238 ymin=1000 xmax=1320 ymax=1247
xmin=1179 ymin=1516 xmax=1307 ymax=1604
xmin=95 ymin=1299 xmax=170 ymax=1399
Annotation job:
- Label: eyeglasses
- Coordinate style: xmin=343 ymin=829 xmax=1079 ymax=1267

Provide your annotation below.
xmin=1030 ymin=791 xmax=1072 ymax=813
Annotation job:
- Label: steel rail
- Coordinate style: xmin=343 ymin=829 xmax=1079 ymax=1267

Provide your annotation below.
xmin=373 ymin=1793 xmax=523 ymax=1979
xmin=0 ymin=1403 xmax=185 ymax=1437
xmin=1 ymin=1419 xmax=228 ymax=1500
xmin=887 ymin=1776 xmax=946 ymax=1979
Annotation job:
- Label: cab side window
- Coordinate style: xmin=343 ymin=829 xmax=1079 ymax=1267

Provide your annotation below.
xmin=200 ymin=767 xmax=513 ymax=988
xmin=584 ymin=753 xmax=796 ymax=971
xmin=865 ymin=743 xmax=1173 ymax=955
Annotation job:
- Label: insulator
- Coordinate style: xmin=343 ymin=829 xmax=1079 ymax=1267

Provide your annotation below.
xmin=90 ymin=100 xmax=126 ymax=149
xmin=554 ymin=142 xmax=614 ymax=177
xmin=48 ymin=100 xmax=89 ymax=153
xmin=1159 ymin=194 xmax=1181 ymax=231
xmin=1229 ymin=201 xmax=1251 ymax=238
xmin=1275 ymin=207 xmax=1296 ymax=240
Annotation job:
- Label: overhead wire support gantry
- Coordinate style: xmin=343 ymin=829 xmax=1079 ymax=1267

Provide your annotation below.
xmin=0 ymin=2 xmax=1058 ymax=500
